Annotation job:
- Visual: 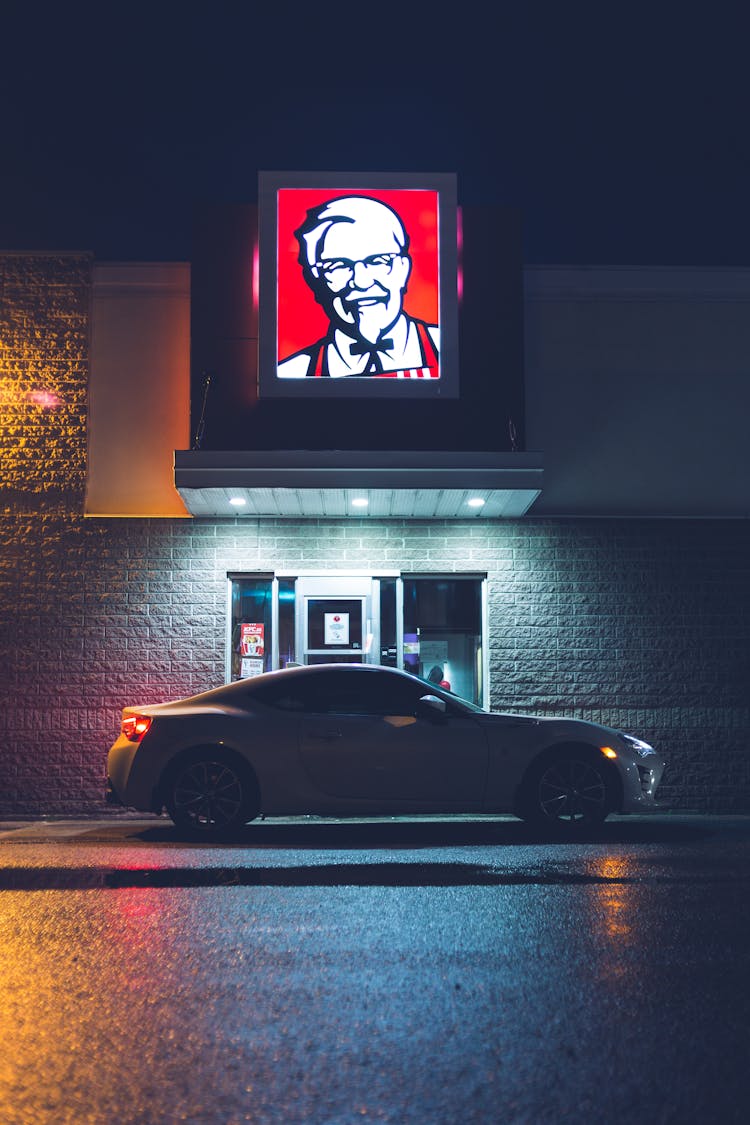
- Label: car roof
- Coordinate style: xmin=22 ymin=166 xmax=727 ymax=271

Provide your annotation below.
xmin=250 ymin=663 xmax=412 ymax=685
xmin=207 ymin=662 xmax=416 ymax=699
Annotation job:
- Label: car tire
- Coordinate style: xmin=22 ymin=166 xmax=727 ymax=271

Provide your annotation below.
xmin=163 ymin=749 xmax=260 ymax=838
xmin=519 ymin=750 xmax=612 ymax=829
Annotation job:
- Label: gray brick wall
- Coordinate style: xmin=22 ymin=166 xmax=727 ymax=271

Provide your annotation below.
xmin=2 ymin=252 xmax=748 ymax=816
xmin=1 ymin=513 xmax=748 ymax=815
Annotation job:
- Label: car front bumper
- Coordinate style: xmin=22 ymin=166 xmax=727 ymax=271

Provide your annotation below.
xmin=618 ymin=751 xmax=666 ymax=813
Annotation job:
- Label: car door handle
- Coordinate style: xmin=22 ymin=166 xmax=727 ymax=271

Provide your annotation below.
xmin=308 ymin=731 xmax=342 ymax=741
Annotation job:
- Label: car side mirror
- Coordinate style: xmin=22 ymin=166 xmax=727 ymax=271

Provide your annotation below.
xmin=419 ymin=694 xmax=447 ymax=720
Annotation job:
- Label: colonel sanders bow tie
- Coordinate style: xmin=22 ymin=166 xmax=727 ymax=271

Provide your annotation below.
xmin=349 ymin=338 xmax=394 ymax=355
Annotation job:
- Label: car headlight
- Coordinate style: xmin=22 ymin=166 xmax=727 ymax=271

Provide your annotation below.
xmin=620 ymin=733 xmax=656 ymax=757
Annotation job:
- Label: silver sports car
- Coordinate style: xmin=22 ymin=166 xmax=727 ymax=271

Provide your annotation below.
xmin=106 ymin=663 xmax=665 ymax=836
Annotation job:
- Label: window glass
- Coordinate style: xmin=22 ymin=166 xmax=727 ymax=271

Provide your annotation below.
xmin=296 ymin=669 xmax=421 ymax=716
xmin=249 ymin=678 xmax=307 ymax=712
xmin=228 ymin=574 xmax=484 ymax=705
xmin=307 ymin=598 xmax=363 ymax=650
xmin=402 ymin=577 xmax=484 ymax=706
xmin=230 ymin=578 xmax=273 ymax=681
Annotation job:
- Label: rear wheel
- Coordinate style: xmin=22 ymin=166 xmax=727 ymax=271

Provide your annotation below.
xmin=520 ymin=752 xmax=612 ymax=828
xmin=164 ymin=750 xmax=259 ymax=838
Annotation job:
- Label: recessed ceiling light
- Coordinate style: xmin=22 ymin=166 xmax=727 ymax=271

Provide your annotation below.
xmin=351 ymin=497 xmax=369 ymax=508
xmin=467 ymin=497 xmax=486 ymax=508
xmin=229 ymin=496 xmax=247 ymax=507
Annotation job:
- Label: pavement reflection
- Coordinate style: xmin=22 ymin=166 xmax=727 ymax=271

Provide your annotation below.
xmin=0 ymin=815 xmax=748 ymax=1124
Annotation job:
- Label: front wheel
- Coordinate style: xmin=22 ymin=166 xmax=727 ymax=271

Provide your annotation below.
xmin=164 ymin=751 xmax=259 ymax=838
xmin=520 ymin=753 xmax=612 ymax=828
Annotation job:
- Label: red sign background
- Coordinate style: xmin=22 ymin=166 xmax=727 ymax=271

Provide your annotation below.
xmin=276 ymin=187 xmax=440 ymax=364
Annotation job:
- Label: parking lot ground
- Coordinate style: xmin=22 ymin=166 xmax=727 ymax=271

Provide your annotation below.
xmin=1 ymin=813 xmax=749 ymax=1123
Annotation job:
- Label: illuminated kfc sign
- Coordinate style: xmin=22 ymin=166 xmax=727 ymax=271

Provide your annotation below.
xmin=258 ymin=172 xmax=459 ymax=398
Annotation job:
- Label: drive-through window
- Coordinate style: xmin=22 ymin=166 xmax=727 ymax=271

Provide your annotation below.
xmin=228 ymin=573 xmax=487 ymax=707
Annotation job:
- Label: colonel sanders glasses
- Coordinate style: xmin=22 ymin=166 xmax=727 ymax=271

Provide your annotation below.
xmin=312 ymin=253 xmax=402 ymax=286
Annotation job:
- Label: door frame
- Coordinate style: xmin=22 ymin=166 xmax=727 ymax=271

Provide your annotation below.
xmin=297 ymin=575 xmax=376 ymax=664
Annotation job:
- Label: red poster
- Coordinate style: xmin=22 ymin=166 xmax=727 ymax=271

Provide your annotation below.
xmin=240 ymin=623 xmax=265 ymax=657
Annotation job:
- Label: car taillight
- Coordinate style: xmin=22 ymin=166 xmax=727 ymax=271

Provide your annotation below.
xmin=122 ymin=714 xmax=152 ymax=742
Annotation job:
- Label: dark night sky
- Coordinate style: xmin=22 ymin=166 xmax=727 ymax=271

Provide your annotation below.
xmin=3 ymin=2 xmax=749 ymax=266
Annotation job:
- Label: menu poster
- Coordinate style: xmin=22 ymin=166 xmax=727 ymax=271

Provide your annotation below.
xmin=240 ymin=623 xmax=265 ymax=657
xmin=240 ymin=657 xmax=264 ymax=679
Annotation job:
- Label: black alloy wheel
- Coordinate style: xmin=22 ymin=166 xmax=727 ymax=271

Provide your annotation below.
xmin=530 ymin=754 xmax=611 ymax=826
xmin=165 ymin=753 xmax=258 ymax=837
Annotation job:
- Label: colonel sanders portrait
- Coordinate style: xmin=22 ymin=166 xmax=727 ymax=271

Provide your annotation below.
xmin=277 ymin=195 xmax=440 ymax=380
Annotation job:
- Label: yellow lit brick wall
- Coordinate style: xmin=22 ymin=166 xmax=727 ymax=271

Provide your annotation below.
xmin=0 ymin=254 xmax=91 ymax=509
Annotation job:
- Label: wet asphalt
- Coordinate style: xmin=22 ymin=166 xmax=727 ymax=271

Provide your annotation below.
xmin=0 ymin=813 xmax=748 ymax=1124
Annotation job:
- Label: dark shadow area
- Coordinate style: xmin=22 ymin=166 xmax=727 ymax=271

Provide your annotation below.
xmin=128 ymin=815 xmax=717 ymax=850
xmin=1 ymin=859 xmax=748 ymax=892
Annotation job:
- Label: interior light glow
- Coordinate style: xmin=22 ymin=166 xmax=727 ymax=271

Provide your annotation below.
xmin=229 ymin=497 xmax=247 ymax=507
xmin=351 ymin=498 xmax=369 ymax=508
xmin=600 ymin=746 xmax=618 ymax=759
xmin=252 ymin=239 xmax=260 ymax=323
xmin=467 ymin=497 xmax=485 ymax=508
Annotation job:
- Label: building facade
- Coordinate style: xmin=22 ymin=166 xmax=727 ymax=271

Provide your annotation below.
xmin=1 ymin=252 xmax=749 ymax=815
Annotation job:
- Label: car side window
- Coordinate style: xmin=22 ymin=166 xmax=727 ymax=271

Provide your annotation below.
xmin=303 ymin=671 xmax=420 ymax=717
xmin=249 ymin=672 xmax=473 ymax=719
xmin=248 ymin=681 xmax=307 ymax=712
